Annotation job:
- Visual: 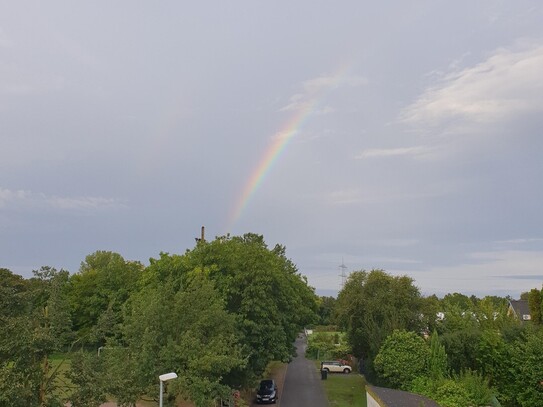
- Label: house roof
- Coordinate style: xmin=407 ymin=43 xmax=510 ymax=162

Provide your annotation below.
xmin=366 ymin=385 xmax=441 ymax=407
xmin=509 ymin=300 xmax=531 ymax=320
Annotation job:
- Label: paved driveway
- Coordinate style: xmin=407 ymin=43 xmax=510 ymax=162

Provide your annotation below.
xmin=278 ymin=335 xmax=329 ymax=407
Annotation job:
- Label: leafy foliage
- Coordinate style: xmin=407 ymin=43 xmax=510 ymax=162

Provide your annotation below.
xmin=335 ymin=270 xmax=423 ymax=362
xmin=316 ymin=296 xmax=337 ymax=325
xmin=0 ymin=267 xmax=70 ymax=406
xmin=410 ymin=370 xmax=492 ymax=407
xmin=527 ymin=288 xmax=542 ymax=325
xmin=306 ymin=331 xmax=351 ymax=360
xmin=428 ymin=330 xmax=448 ymax=380
xmin=181 ymin=234 xmax=319 ymax=385
xmin=374 ymin=330 xmax=430 ymax=390
xmin=68 ymin=251 xmax=143 ymax=344
xmin=117 ymin=271 xmax=245 ymax=406
xmin=66 ymin=351 xmax=106 ymax=407
xmin=503 ymin=327 xmax=543 ymax=407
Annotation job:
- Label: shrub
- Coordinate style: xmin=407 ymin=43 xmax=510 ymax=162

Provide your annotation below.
xmin=434 ymin=379 xmax=471 ymax=407
xmin=374 ymin=330 xmax=430 ymax=390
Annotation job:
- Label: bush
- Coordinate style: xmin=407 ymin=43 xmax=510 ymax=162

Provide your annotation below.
xmin=434 ymin=380 xmax=471 ymax=407
xmin=455 ymin=369 xmax=492 ymax=406
xmin=374 ymin=330 xmax=430 ymax=390
xmin=409 ymin=370 xmax=493 ymax=407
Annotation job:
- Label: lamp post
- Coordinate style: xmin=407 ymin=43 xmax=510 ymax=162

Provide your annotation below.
xmin=159 ymin=372 xmax=177 ymax=407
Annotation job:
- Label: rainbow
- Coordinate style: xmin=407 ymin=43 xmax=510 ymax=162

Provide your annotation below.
xmin=227 ymin=66 xmax=349 ymax=230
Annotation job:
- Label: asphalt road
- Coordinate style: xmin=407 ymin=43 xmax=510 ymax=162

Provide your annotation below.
xmin=278 ymin=335 xmax=329 ymax=407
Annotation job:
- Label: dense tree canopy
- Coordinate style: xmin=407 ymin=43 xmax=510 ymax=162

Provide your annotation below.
xmin=69 ymin=233 xmax=316 ymax=405
xmin=0 ymin=267 xmax=71 ymax=406
xmin=177 ymin=233 xmax=319 ymax=385
xmin=68 ymin=251 xmax=144 ymax=343
xmin=334 ymin=269 xmax=423 ymax=361
xmin=3 ymin=238 xmax=543 ymax=406
xmin=1 ymin=233 xmax=319 ymax=406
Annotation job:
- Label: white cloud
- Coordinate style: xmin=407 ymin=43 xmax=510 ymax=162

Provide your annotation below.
xmin=45 ymin=196 xmax=122 ymax=211
xmin=0 ymin=188 xmax=31 ymax=207
xmin=302 ymin=74 xmax=368 ymax=93
xmin=495 ymin=238 xmax=543 ymax=245
xmin=280 ymin=73 xmax=368 ymax=112
xmin=401 ymin=43 xmax=543 ymax=132
xmin=0 ymin=187 xmax=124 ymax=212
xmin=355 ymin=145 xmax=435 ymax=159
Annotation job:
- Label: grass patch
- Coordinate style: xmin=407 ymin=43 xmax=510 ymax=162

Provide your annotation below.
xmin=322 ymin=373 xmax=367 ymax=407
xmin=316 ymin=361 xmax=367 ymax=407
xmin=49 ymin=353 xmax=74 ymax=401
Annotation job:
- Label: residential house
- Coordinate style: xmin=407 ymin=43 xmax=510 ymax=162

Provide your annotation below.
xmin=507 ymin=299 xmax=531 ymax=322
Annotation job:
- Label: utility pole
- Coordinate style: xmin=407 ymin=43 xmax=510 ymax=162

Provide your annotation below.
xmin=339 ymin=258 xmax=348 ymax=288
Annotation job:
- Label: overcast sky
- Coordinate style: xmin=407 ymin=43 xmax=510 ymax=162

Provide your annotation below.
xmin=2 ymin=1 xmax=543 ymax=298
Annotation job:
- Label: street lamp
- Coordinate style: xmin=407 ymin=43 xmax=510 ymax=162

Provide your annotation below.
xmin=159 ymin=372 xmax=177 ymax=407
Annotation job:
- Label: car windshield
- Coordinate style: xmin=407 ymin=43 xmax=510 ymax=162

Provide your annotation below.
xmin=259 ymin=380 xmax=274 ymax=390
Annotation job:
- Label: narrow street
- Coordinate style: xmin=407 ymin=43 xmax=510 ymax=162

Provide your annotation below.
xmin=277 ymin=335 xmax=329 ymax=407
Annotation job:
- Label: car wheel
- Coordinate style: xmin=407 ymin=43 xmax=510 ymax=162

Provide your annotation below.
xmin=324 ymin=368 xmax=330 ymax=373
xmin=343 ymin=368 xmax=350 ymax=373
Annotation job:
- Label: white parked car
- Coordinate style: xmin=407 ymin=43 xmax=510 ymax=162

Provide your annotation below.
xmin=320 ymin=360 xmax=352 ymax=373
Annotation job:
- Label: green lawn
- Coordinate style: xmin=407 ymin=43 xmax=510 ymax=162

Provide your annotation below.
xmin=316 ymin=362 xmax=367 ymax=407
xmin=49 ymin=353 xmax=75 ymax=400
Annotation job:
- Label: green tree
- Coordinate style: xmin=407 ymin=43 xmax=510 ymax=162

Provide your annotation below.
xmin=181 ymin=234 xmax=319 ymax=385
xmin=505 ymin=327 xmax=543 ymax=407
xmin=374 ymin=330 xmax=430 ymax=390
xmin=114 ymin=271 xmax=245 ymax=406
xmin=66 ymin=351 xmax=106 ymax=407
xmin=442 ymin=293 xmax=476 ymax=311
xmin=0 ymin=268 xmax=29 ymax=317
xmin=527 ymin=288 xmax=542 ymax=325
xmin=316 ymin=296 xmax=337 ymax=326
xmin=475 ymin=328 xmax=506 ymax=383
xmin=68 ymin=251 xmax=143 ymax=343
xmin=429 ymin=330 xmax=448 ymax=379
xmin=438 ymin=303 xmax=479 ymax=334
xmin=420 ymin=294 xmax=442 ymax=335
xmin=441 ymin=328 xmax=481 ymax=373
xmin=335 ymin=270 xmax=423 ymax=362
xmin=473 ymin=295 xmax=510 ymax=331
xmin=0 ymin=267 xmax=70 ymax=407
xmin=306 ymin=332 xmax=339 ymax=360
xmin=433 ymin=379 xmax=472 ymax=407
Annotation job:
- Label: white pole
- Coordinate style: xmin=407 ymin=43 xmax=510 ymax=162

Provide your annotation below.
xmin=158 ymin=372 xmax=177 ymax=407
xmin=159 ymin=380 xmax=164 ymax=407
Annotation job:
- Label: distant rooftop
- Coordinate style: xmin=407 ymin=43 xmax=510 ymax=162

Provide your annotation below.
xmin=509 ymin=299 xmax=531 ymax=321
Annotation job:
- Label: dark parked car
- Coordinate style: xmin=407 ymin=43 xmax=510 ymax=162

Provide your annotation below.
xmin=256 ymin=379 xmax=278 ymax=404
